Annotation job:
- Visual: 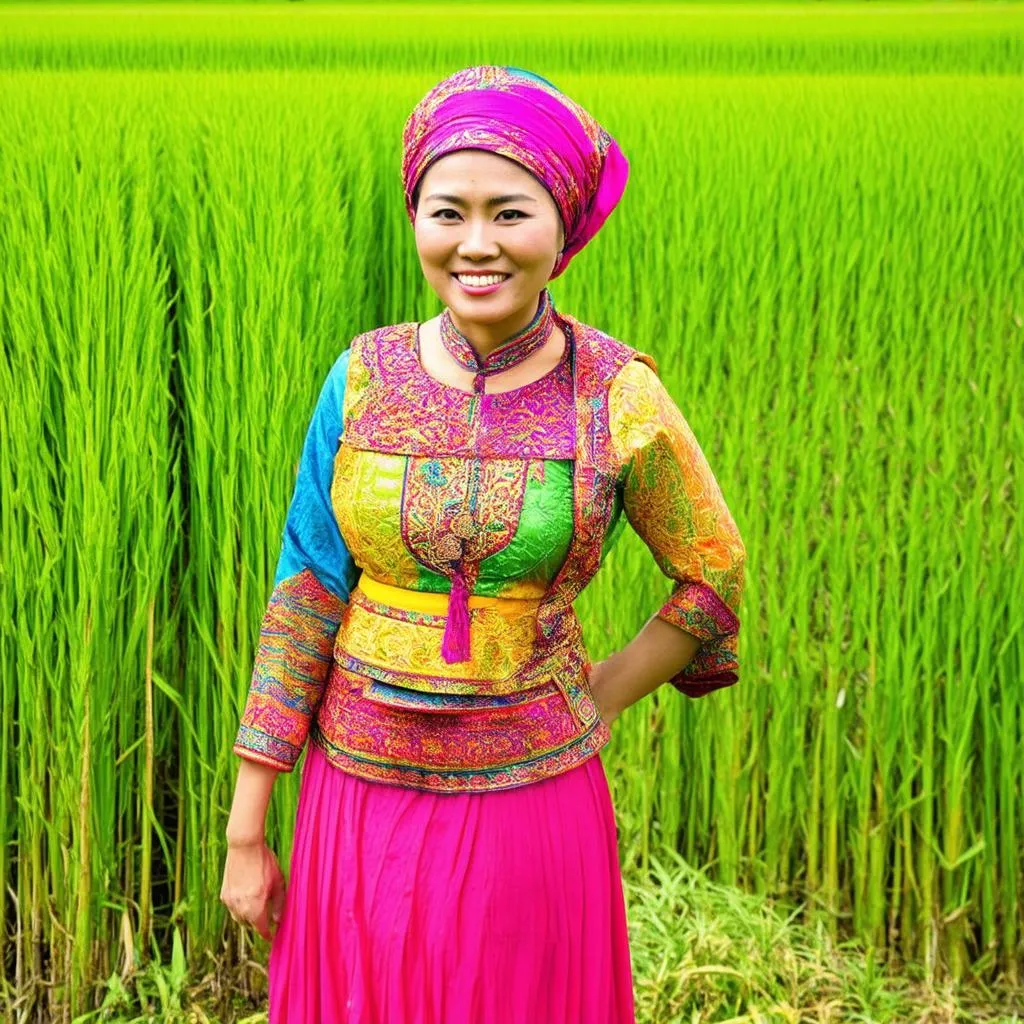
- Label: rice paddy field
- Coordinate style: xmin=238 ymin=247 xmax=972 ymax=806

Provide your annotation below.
xmin=0 ymin=2 xmax=1022 ymax=1021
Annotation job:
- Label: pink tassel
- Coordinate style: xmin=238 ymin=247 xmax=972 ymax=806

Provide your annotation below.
xmin=441 ymin=569 xmax=472 ymax=663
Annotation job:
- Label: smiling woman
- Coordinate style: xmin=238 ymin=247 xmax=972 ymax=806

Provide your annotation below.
xmin=222 ymin=63 xmax=746 ymax=1024
xmin=413 ymin=151 xmax=564 ymax=345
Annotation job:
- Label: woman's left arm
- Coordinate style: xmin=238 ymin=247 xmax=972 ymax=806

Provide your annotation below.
xmin=590 ymin=360 xmax=747 ymax=724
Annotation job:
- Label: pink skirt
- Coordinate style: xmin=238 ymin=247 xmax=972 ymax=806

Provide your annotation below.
xmin=268 ymin=741 xmax=636 ymax=1023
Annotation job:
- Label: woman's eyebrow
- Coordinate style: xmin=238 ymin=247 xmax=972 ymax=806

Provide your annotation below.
xmin=424 ymin=193 xmax=538 ymax=206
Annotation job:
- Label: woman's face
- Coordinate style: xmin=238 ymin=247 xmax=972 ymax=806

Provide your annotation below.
xmin=413 ymin=150 xmax=565 ymax=336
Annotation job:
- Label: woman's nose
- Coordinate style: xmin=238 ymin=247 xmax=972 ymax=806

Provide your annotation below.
xmin=457 ymin=222 xmax=499 ymax=256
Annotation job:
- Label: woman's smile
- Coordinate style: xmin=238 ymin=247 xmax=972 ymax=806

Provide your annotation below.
xmin=451 ymin=272 xmax=513 ymax=295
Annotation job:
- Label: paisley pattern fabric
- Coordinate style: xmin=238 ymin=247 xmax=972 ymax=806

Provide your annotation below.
xmin=232 ymin=309 xmax=747 ymax=788
xmin=234 ymin=569 xmax=345 ymax=769
xmin=609 ymin=360 xmax=746 ymax=692
xmin=312 ymin=662 xmax=607 ymax=792
xmin=401 ymin=456 xmax=529 ymax=582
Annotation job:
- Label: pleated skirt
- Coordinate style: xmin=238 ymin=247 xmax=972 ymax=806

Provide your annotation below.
xmin=268 ymin=740 xmax=636 ymax=1024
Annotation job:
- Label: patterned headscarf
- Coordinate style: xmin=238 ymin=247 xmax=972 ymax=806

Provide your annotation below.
xmin=402 ymin=65 xmax=630 ymax=280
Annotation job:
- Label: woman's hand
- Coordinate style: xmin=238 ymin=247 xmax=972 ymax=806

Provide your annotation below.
xmin=220 ymin=837 xmax=286 ymax=942
xmin=587 ymin=659 xmax=622 ymax=729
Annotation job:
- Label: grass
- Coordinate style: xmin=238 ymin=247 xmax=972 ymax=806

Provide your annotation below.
xmin=71 ymin=850 xmax=1024 ymax=1023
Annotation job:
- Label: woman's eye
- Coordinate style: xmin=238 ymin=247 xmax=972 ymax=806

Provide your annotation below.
xmin=432 ymin=209 xmax=526 ymax=221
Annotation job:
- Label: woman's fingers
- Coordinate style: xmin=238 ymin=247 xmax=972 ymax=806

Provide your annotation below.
xmin=221 ymin=888 xmax=267 ymax=932
xmin=269 ymin=873 xmax=286 ymax=932
xmin=250 ymin=901 xmax=273 ymax=941
xmin=265 ymin=847 xmax=287 ymax=939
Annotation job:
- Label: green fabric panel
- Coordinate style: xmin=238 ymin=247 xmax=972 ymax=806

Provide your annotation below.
xmin=477 ymin=459 xmax=575 ymax=593
xmin=414 ymin=460 xmax=576 ymax=595
xmin=600 ymin=483 xmax=626 ymax=563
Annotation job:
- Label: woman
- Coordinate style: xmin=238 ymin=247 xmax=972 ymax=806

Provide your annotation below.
xmin=221 ymin=64 xmax=746 ymax=1024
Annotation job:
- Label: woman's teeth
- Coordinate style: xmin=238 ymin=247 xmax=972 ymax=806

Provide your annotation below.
xmin=455 ymin=274 xmax=509 ymax=287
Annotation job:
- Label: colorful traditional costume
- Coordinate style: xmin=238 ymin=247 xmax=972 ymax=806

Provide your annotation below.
xmin=233 ymin=66 xmax=746 ymax=1024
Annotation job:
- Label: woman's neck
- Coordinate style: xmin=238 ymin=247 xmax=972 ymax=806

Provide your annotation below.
xmin=446 ymin=300 xmax=543 ymax=362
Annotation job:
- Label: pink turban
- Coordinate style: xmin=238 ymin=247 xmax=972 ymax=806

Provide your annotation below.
xmin=401 ymin=65 xmax=630 ymax=280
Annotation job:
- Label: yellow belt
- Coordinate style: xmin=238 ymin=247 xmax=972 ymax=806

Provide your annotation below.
xmin=357 ymin=572 xmax=541 ymax=617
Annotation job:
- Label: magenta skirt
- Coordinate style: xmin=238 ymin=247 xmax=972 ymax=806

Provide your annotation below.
xmin=268 ymin=741 xmax=636 ymax=1023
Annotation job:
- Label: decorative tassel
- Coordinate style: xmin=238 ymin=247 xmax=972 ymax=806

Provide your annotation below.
xmin=441 ymin=568 xmax=472 ymax=663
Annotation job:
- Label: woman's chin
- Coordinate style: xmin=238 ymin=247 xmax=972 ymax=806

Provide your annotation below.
xmin=447 ymin=291 xmax=519 ymax=319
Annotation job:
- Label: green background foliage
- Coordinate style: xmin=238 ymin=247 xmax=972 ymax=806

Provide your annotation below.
xmin=1 ymin=3 xmax=1021 ymax=1020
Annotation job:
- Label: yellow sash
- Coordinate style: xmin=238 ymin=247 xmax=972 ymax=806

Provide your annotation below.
xmin=356 ymin=572 xmax=540 ymax=616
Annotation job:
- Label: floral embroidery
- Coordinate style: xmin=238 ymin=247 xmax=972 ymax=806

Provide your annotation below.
xmin=421 ymin=459 xmax=447 ymax=486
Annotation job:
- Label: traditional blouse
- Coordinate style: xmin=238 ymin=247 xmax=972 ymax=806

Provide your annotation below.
xmin=233 ymin=311 xmax=747 ymax=793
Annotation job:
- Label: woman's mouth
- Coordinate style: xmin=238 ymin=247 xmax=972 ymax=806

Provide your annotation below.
xmin=451 ymin=273 xmax=512 ymax=296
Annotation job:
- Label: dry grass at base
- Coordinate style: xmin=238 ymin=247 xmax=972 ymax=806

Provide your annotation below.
xmin=624 ymin=850 xmax=1024 ymax=1024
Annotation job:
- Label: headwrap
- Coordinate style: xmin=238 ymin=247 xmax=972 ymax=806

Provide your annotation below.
xmin=401 ymin=65 xmax=629 ymax=280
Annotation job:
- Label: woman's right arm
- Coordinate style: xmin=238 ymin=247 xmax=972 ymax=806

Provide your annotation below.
xmin=231 ymin=346 xmax=358 ymax=774
xmin=222 ymin=758 xmax=286 ymax=941
xmin=221 ymin=346 xmax=357 ymax=938
xmin=221 ymin=760 xmax=285 ymax=941
xmin=226 ymin=759 xmax=280 ymax=846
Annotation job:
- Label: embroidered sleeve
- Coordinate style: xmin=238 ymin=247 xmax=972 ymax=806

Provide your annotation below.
xmin=609 ymin=359 xmax=747 ymax=697
xmin=232 ymin=348 xmax=359 ymax=771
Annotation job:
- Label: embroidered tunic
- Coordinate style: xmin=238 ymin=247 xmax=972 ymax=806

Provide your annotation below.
xmin=233 ymin=311 xmax=747 ymax=793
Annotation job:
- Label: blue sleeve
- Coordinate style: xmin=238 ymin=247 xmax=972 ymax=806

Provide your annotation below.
xmin=273 ymin=347 xmax=358 ymax=599
xmin=233 ymin=348 xmax=358 ymax=771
